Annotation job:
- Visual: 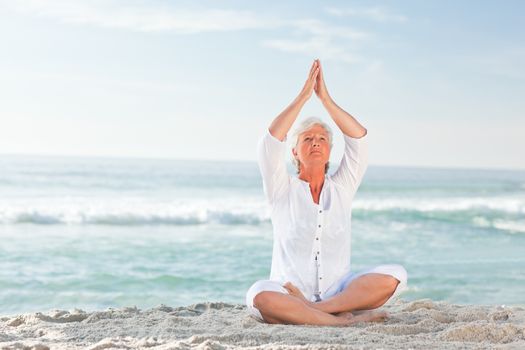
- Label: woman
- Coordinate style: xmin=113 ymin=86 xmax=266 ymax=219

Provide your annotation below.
xmin=245 ymin=59 xmax=408 ymax=326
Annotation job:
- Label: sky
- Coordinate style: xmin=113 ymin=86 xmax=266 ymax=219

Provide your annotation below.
xmin=0 ymin=0 xmax=524 ymax=169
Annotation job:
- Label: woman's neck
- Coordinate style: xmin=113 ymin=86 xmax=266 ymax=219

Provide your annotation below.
xmin=298 ymin=166 xmax=325 ymax=204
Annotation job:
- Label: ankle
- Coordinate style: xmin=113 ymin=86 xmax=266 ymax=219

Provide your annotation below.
xmin=335 ymin=313 xmax=355 ymax=326
xmin=308 ymin=301 xmax=329 ymax=313
xmin=305 ymin=300 xmax=317 ymax=308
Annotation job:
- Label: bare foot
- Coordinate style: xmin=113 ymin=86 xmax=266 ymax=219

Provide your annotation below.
xmin=282 ymin=282 xmax=310 ymax=304
xmin=336 ymin=310 xmax=389 ymax=326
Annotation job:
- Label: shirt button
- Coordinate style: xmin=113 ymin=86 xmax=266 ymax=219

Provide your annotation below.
xmin=318 ymin=224 xmax=321 ymax=228
xmin=316 ymin=237 xmax=319 ymax=240
xmin=319 ymin=210 xmax=322 ymax=213
xmin=319 ymin=277 xmax=322 ymax=280
xmin=317 ymin=251 xmax=319 ymax=254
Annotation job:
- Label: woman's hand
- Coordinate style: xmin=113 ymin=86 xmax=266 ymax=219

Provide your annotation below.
xmin=298 ymin=59 xmax=320 ymax=102
xmin=316 ymin=60 xmax=367 ymax=138
xmin=314 ymin=59 xmax=331 ymax=103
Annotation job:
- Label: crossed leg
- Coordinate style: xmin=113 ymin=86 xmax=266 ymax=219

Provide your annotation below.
xmin=254 ymin=273 xmax=399 ymax=326
xmin=253 ymin=291 xmax=388 ymax=326
xmin=299 ymin=273 xmax=400 ymax=314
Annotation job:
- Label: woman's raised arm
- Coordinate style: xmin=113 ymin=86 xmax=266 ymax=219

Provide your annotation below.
xmin=315 ymin=60 xmax=367 ymax=139
xmin=269 ymin=60 xmax=320 ymax=141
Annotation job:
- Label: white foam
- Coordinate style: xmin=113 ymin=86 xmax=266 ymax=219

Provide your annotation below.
xmin=1 ymin=195 xmax=523 ymax=226
xmin=472 ymin=216 xmax=491 ymax=228
xmin=354 ymin=197 xmax=525 ymax=214
xmin=0 ymin=197 xmax=271 ymax=226
xmin=493 ymin=220 xmax=525 ymax=234
xmin=471 ymin=216 xmax=525 ymax=234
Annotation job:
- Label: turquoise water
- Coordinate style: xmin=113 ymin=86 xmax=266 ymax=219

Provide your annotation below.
xmin=1 ymin=156 xmax=524 ymax=314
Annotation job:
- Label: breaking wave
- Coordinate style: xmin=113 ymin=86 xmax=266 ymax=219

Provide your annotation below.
xmin=1 ymin=195 xmax=523 ymax=227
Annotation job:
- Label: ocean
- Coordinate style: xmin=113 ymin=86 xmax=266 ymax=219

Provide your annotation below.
xmin=1 ymin=155 xmax=524 ymax=314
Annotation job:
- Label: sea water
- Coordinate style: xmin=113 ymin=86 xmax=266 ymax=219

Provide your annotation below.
xmin=1 ymin=155 xmax=524 ymax=314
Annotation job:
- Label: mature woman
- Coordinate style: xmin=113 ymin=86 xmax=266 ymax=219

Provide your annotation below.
xmin=245 ymin=59 xmax=408 ymax=326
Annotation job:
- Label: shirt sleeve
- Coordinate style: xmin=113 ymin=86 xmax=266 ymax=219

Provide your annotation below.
xmin=331 ymin=132 xmax=369 ymax=199
xmin=257 ymin=129 xmax=290 ymax=204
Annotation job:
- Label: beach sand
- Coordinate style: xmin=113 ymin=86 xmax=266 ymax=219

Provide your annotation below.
xmin=1 ymin=299 xmax=524 ymax=349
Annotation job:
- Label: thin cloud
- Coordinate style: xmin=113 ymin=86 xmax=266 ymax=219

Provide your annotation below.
xmin=4 ymin=0 xmax=277 ymax=33
xmin=262 ymin=38 xmax=362 ymax=64
xmin=263 ymin=19 xmax=369 ymax=63
xmin=3 ymin=0 xmax=374 ymax=64
xmin=290 ymin=19 xmax=370 ymax=40
xmin=325 ymin=6 xmax=407 ymax=23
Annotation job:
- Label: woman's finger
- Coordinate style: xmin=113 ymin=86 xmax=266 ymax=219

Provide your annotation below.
xmin=316 ymin=60 xmax=322 ymax=79
xmin=308 ymin=60 xmax=318 ymax=77
xmin=311 ymin=67 xmax=320 ymax=82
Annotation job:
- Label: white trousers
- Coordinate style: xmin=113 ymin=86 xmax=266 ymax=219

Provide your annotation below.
xmin=245 ymin=264 xmax=408 ymax=322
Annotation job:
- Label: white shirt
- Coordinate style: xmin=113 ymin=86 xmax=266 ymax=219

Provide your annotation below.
xmin=258 ymin=129 xmax=369 ymax=302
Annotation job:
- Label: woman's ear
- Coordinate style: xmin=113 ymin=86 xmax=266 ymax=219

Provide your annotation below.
xmin=292 ymin=147 xmax=298 ymax=159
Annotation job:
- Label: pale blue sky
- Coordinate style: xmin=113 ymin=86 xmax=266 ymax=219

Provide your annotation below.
xmin=1 ymin=0 xmax=524 ymax=169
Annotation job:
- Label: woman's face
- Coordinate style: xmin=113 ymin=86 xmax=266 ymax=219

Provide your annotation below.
xmin=293 ymin=124 xmax=331 ymax=172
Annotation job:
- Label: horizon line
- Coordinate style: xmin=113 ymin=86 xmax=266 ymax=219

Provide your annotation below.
xmin=1 ymin=152 xmax=524 ymax=173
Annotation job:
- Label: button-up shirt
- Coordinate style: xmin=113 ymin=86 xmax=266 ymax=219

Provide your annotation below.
xmin=258 ymin=128 xmax=368 ymax=302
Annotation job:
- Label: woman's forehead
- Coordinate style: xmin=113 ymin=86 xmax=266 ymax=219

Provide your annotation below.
xmin=300 ymin=124 xmax=329 ymax=136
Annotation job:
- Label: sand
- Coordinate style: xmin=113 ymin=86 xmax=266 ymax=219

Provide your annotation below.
xmin=1 ymin=299 xmax=524 ymax=349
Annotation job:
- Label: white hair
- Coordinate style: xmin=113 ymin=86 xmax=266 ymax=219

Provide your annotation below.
xmin=290 ymin=117 xmax=333 ymax=174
